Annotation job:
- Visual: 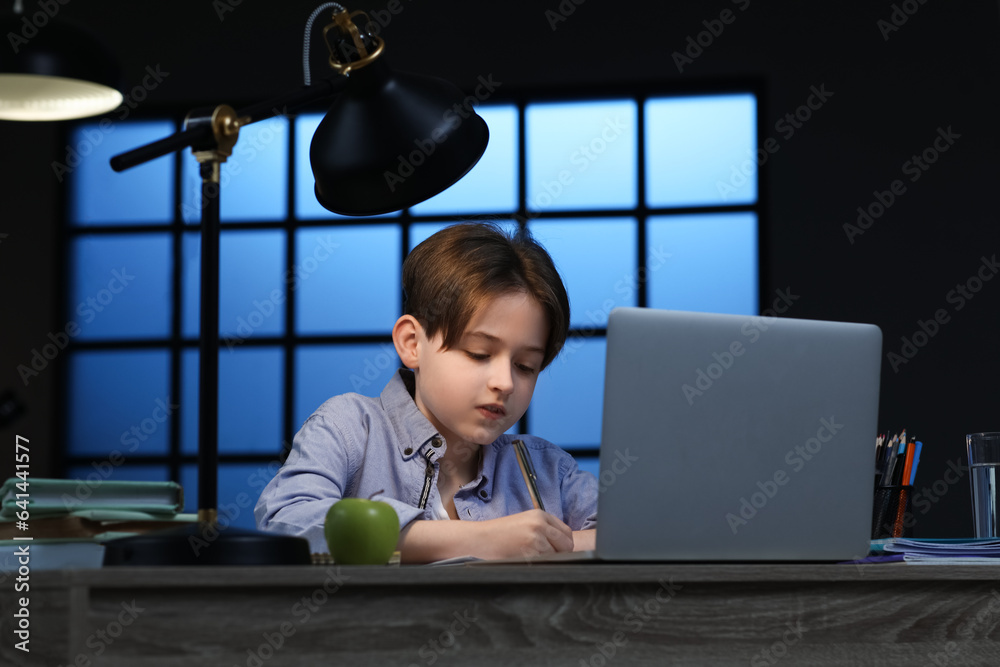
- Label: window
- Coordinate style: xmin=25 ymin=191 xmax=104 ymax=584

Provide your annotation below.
xmin=60 ymin=88 xmax=760 ymax=525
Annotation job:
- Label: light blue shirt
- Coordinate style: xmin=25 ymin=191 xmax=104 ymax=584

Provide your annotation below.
xmin=255 ymin=369 xmax=599 ymax=553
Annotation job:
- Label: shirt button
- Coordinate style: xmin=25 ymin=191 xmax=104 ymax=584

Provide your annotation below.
xmin=431 ymin=437 xmax=442 ymax=448
xmin=479 ymin=490 xmax=488 ymax=499
xmin=403 ymin=447 xmax=413 ymax=456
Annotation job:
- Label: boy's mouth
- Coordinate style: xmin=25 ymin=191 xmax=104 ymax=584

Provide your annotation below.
xmin=477 ymin=404 xmax=506 ymax=419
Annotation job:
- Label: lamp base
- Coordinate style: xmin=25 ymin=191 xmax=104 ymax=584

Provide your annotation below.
xmin=102 ymin=523 xmax=312 ymax=566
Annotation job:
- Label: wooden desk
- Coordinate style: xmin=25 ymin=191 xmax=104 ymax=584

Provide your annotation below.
xmin=2 ymin=562 xmax=999 ymax=666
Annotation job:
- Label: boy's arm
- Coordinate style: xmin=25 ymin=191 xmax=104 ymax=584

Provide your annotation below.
xmin=398 ymin=509 xmax=574 ymax=563
xmin=256 ymin=412 xmax=421 ymax=553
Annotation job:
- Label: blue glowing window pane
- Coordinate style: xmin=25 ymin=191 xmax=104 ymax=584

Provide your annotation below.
xmin=647 ymin=213 xmax=758 ymax=315
xmin=408 ymin=220 xmax=520 ymax=251
xmin=221 ymin=347 xmax=283 ymax=454
xmin=67 ymin=350 xmax=170 ymax=457
xmin=179 ymin=233 xmax=208 ymax=339
xmin=70 ymin=234 xmax=171 ymax=340
xmin=180 ymin=347 xmax=283 ymax=455
xmin=295 ymin=225 xmax=401 ymax=335
xmin=294 ymin=344 xmax=399 ymax=427
xmin=181 ymin=463 xmax=266 ymax=529
xmin=293 ymin=114 xmax=324 ymax=219
xmin=528 ymin=337 xmax=606 ymax=450
xmin=67 ymin=465 xmax=168 ymax=483
xmin=181 ymin=234 xmax=198 ymax=338
xmin=293 ymin=113 xmax=400 ymax=220
xmin=528 ymin=219 xmax=637 ymax=329
xmin=69 ymin=120 xmax=175 ymax=225
xmin=181 ymin=348 xmax=198 ymax=455
xmin=574 ymin=456 xmax=600 ymax=480
xmin=180 ymin=116 xmax=289 ymax=223
xmin=646 ymin=94 xmax=757 ymax=207
xmin=526 ymin=100 xmax=637 ymax=212
xmin=408 ymin=222 xmax=450 ymax=250
xmin=182 ymin=230 xmax=286 ymax=338
xmin=410 ymin=105 xmax=518 ymax=215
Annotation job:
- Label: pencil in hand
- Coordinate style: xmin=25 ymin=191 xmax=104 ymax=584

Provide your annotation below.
xmin=513 ymin=439 xmax=545 ymax=512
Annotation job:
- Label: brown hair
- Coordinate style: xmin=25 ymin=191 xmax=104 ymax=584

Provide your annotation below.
xmin=402 ymin=222 xmax=570 ymax=369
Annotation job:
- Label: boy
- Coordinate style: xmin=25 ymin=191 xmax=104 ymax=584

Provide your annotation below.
xmin=255 ymin=222 xmax=597 ymax=562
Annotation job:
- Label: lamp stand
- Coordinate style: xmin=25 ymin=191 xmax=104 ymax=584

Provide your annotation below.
xmin=103 ymin=106 xmax=312 ymax=565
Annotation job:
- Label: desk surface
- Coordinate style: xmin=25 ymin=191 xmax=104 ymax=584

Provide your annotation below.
xmin=4 ymin=563 xmax=1000 ymax=666
xmin=20 ymin=559 xmax=1000 ymax=585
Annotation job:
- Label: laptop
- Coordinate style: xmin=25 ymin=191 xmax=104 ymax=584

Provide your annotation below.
xmin=590 ymin=307 xmax=882 ymax=562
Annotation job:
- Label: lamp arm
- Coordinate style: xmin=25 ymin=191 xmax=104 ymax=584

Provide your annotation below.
xmin=108 ymin=73 xmax=348 ymax=172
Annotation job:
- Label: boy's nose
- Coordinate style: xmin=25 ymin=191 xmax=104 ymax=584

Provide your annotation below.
xmin=488 ymin=360 xmax=514 ymax=394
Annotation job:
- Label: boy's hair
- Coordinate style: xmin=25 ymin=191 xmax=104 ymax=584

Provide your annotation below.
xmin=402 ymin=222 xmax=570 ymax=370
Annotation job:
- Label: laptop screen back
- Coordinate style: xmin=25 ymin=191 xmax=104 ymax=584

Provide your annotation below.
xmin=595 ymin=308 xmax=882 ymax=561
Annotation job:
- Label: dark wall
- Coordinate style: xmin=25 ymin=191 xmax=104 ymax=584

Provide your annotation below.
xmin=0 ymin=123 xmax=59 ymax=482
xmin=2 ymin=0 xmax=997 ymax=536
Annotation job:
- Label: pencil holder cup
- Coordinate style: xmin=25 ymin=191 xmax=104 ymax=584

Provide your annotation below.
xmin=871 ymin=485 xmax=914 ymax=539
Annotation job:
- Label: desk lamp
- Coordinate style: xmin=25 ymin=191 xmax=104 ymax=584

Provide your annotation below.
xmin=0 ymin=0 xmax=122 ymax=121
xmin=100 ymin=3 xmax=488 ymax=565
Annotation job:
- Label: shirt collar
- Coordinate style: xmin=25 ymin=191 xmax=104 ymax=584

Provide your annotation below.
xmin=381 ymin=369 xmax=500 ymax=499
xmin=382 ymin=369 xmax=441 ymax=461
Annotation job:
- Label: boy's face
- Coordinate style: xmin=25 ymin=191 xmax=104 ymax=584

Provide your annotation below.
xmin=412 ymin=291 xmax=548 ymax=449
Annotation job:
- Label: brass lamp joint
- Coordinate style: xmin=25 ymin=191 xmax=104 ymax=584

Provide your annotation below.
xmin=192 ymin=104 xmax=250 ymax=172
xmin=323 ymin=8 xmax=385 ymax=75
xmin=198 ymin=508 xmax=218 ymax=525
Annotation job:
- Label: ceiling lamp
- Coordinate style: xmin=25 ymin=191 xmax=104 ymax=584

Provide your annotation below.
xmin=0 ymin=0 xmax=122 ymax=121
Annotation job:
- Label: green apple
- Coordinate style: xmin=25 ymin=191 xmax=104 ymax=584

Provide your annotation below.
xmin=324 ymin=492 xmax=400 ymax=565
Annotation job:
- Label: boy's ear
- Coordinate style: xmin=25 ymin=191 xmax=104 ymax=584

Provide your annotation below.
xmin=392 ymin=315 xmax=422 ymax=369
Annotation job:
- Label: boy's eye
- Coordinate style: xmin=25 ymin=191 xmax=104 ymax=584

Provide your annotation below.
xmin=465 ymin=351 xmax=489 ymax=361
xmin=516 ymin=364 xmax=537 ymax=375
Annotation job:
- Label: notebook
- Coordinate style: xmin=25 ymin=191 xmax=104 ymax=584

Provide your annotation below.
xmin=589 ymin=307 xmax=883 ymax=562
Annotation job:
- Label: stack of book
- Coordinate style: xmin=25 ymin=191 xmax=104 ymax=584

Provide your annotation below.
xmin=0 ymin=478 xmax=192 ymax=570
xmin=873 ymin=538 xmax=1000 ymax=564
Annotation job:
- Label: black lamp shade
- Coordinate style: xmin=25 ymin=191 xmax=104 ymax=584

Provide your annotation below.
xmin=0 ymin=14 xmax=121 ymax=121
xmin=310 ymin=58 xmax=489 ymax=216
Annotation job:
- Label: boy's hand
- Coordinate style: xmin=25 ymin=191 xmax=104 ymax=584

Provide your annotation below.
xmin=396 ymin=510 xmax=574 ymax=563
xmin=475 ymin=509 xmax=574 ymax=559
xmin=572 ymin=528 xmax=596 ymax=552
